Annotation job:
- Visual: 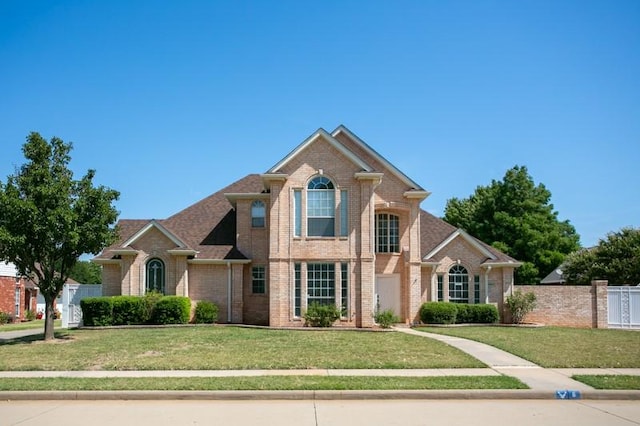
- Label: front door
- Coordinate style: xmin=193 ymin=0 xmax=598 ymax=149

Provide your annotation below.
xmin=375 ymin=274 xmax=401 ymax=318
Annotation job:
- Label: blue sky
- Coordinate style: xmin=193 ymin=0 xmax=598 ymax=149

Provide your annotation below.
xmin=1 ymin=0 xmax=638 ymax=249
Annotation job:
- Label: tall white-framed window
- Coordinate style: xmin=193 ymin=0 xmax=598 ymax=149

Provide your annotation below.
xmin=375 ymin=213 xmax=400 ymax=253
xmin=448 ymin=264 xmax=469 ymax=303
xmin=307 ymin=176 xmax=335 ymax=237
xmin=146 ymin=258 xmax=165 ymax=294
xmin=339 ymin=190 xmax=348 ymax=237
xmin=293 ymin=189 xmax=302 ymax=237
xmin=14 ymin=287 xmax=21 ymax=318
xmin=307 ymin=263 xmax=335 ymax=306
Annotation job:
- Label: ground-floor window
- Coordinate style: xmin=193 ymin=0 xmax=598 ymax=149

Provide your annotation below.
xmin=146 ymin=258 xmax=165 ymax=294
xmin=307 ymin=263 xmax=335 ymax=306
xmin=437 ymin=275 xmax=443 ymax=301
xmin=474 ymin=275 xmax=481 ymax=304
xmin=294 ymin=263 xmax=301 ymax=317
xmin=341 ymin=263 xmax=348 ymax=318
xmin=252 ymin=266 xmax=266 ymax=294
xmin=448 ymin=265 xmax=469 ymax=303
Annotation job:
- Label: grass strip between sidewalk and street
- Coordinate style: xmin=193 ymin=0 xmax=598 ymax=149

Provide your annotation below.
xmin=417 ymin=326 xmax=640 ymax=368
xmin=0 ymin=376 xmax=526 ymax=391
xmin=572 ymin=375 xmax=640 ymax=390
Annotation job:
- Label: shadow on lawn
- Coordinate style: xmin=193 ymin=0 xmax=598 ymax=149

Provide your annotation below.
xmin=0 ymin=331 xmax=73 ymax=346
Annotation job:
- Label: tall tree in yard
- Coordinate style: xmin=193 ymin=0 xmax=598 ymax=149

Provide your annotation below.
xmin=444 ymin=165 xmax=580 ymax=284
xmin=0 ymin=133 xmax=119 ymax=340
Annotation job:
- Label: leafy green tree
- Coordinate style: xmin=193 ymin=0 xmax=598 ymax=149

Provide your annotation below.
xmin=563 ymin=227 xmax=640 ymax=285
xmin=0 ymin=133 xmax=119 ymax=340
xmin=69 ymin=260 xmax=102 ymax=284
xmin=444 ymin=165 xmax=580 ymax=284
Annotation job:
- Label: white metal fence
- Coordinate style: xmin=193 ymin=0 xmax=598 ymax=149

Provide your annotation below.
xmin=608 ymin=286 xmax=640 ymax=329
xmin=61 ymin=284 xmax=102 ymax=328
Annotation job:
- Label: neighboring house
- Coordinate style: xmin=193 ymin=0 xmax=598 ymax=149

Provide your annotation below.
xmin=94 ymin=125 xmax=521 ymax=327
xmin=0 ymin=261 xmax=38 ymax=321
xmin=540 ymin=267 xmax=565 ymax=284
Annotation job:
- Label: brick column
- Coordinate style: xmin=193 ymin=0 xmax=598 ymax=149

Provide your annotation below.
xmin=592 ymin=280 xmax=608 ymax=329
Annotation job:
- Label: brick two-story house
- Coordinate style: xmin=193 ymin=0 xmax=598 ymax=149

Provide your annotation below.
xmin=94 ymin=125 xmax=520 ymax=326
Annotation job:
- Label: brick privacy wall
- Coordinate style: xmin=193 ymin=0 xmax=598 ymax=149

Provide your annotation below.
xmin=513 ymin=281 xmax=608 ymax=328
xmin=0 ymin=276 xmax=17 ymax=316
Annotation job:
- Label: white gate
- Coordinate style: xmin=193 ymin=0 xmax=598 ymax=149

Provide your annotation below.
xmin=608 ymin=286 xmax=640 ymax=329
xmin=61 ymin=284 xmax=102 ymax=328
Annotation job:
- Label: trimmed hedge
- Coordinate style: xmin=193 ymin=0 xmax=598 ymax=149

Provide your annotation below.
xmin=81 ymin=297 xmax=113 ymax=326
xmin=419 ymin=302 xmax=499 ymax=325
xmin=150 ymin=296 xmax=191 ymax=325
xmin=194 ymin=300 xmax=219 ymax=324
xmin=81 ymin=295 xmax=193 ymax=326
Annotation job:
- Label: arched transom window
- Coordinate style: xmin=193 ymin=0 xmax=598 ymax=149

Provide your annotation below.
xmin=146 ymin=258 xmax=165 ymax=294
xmin=448 ymin=264 xmax=468 ymax=303
xmin=307 ymin=176 xmax=335 ymax=237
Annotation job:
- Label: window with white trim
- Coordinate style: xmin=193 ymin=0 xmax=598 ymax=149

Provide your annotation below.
xmin=252 ymin=266 xmax=266 ymax=294
xmin=375 ymin=213 xmax=400 ymax=253
xmin=448 ymin=264 xmax=469 ymax=303
xmin=251 ymin=200 xmax=266 ymax=228
xmin=307 ymin=263 xmax=335 ymax=306
xmin=307 ymin=176 xmax=335 ymax=237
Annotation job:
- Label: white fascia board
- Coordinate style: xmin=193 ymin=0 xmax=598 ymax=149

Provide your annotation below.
xmin=167 ymin=249 xmax=198 ymax=256
xmin=331 ymin=125 xmax=426 ymax=191
xmin=267 ymin=128 xmax=372 ymax=173
xmin=481 ymin=261 xmax=523 ymax=268
xmin=122 ymin=220 xmax=188 ymax=249
xmin=91 ymin=258 xmax=121 ymax=265
xmin=423 ymin=229 xmax=497 ymax=261
xmin=225 ymin=192 xmax=270 ymax=207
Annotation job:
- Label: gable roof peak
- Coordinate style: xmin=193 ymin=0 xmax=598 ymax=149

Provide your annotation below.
xmin=267 ymin=127 xmax=372 ymax=174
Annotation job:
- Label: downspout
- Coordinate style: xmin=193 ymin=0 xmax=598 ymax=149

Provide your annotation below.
xmin=227 ymin=262 xmax=232 ymax=323
xmin=484 ymin=265 xmax=492 ymax=304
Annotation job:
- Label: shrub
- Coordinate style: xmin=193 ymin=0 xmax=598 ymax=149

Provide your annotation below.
xmin=81 ymin=297 xmax=113 ymax=326
xmin=454 ymin=303 xmax=472 ymax=323
xmin=142 ymin=291 xmax=163 ymax=323
xmin=194 ymin=300 xmax=218 ymax=324
xmin=374 ymin=309 xmax=400 ymax=328
xmin=111 ymin=296 xmax=145 ymax=325
xmin=419 ymin=302 xmax=458 ymax=324
xmin=303 ymin=302 xmax=340 ymax=327
xmin=151 ymin=296 xmax=191 ymax=325
xmin=0 ymin=311 xmax=11 ymax=325
xmin=469 ymin=304 xmax=499 ymax=323
xmin=505 ymin=290 xmax=537 ymax=324
xmin=24 ymin=309 xmax=36 ymax=322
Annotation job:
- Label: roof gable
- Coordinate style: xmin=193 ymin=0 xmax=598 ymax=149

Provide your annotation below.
xmin=423 ymin=229 xmax=497 ymax=261
xmin=331 ymin=125 xmax=425 ymax=191
xmin=122 ymin=219 xmax=188 ymax=249
xmin=267 ymin=128 xmax=373 ymax=173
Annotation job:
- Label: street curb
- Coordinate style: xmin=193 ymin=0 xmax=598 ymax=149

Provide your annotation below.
xmin=2 ymin=390 xmax=640 ymax=401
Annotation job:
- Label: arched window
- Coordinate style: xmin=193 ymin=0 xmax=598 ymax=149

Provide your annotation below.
xmin=307 ymin=176 xmax=335 ymax=237
xmin=251 ymin=200 xmax=266 ymax=228
xmin=448 ymin=264 xmax=468 ymax=303
xmin=146 ymin=258 xmax=165 ymax=294
xmin=375 ymin=213 xmax=400 ymax=253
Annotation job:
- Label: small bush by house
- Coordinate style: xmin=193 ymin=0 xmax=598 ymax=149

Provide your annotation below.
xmin=420 ymin=302 xmax=458 ymax=324
xmin=374 ymin=309 xmax=400 ymax=328
xmin=111 ymin=296 xmax=145 ymax=325
xmin=304 ymin=302 xmax=340 ymax=327
xmin=150 ymin=296 xmax=191 ymax=325
xmin=194 ymin=300 xmax=219 ymax=324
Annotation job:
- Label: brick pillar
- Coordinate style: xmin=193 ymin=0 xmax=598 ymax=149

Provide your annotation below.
xmin=592 ymin=280 xmax=608 ymax=329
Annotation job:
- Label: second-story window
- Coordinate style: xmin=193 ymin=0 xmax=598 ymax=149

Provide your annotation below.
xmin=251 ymin=200 xmax=266 ymax=228
xmin=375 ymin=213 xmax=400 ymax=253
xmin=307 ymin=176 xmax=335 ymax=237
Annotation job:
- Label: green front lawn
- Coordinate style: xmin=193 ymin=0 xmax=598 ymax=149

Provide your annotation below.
xmin=0 ymin=326 xmax=485 ymax=371
xmin=0 ymin=319 xmax=61 ymax=332
xmin=417 ymin=326 xmax=640 ymax=368
xmin=572 ymin=375 xmax=640 ymax=390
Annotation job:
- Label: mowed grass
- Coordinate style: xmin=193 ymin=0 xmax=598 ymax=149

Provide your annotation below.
xmin=0 ymin=320 xmax=61 ymax=332
xmin=0 ymin=375 xmax=525 ymax=391
xmin=573 ymin=375 xmax=640 ymax=390
xmin=418 ymin=326 xmax=640 ymax=368
xmin=0 ymin=326 xmax=485 ymax=371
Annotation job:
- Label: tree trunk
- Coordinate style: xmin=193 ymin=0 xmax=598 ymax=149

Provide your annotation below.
xmin=44 ymin=297 xmax=55 ymax=341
